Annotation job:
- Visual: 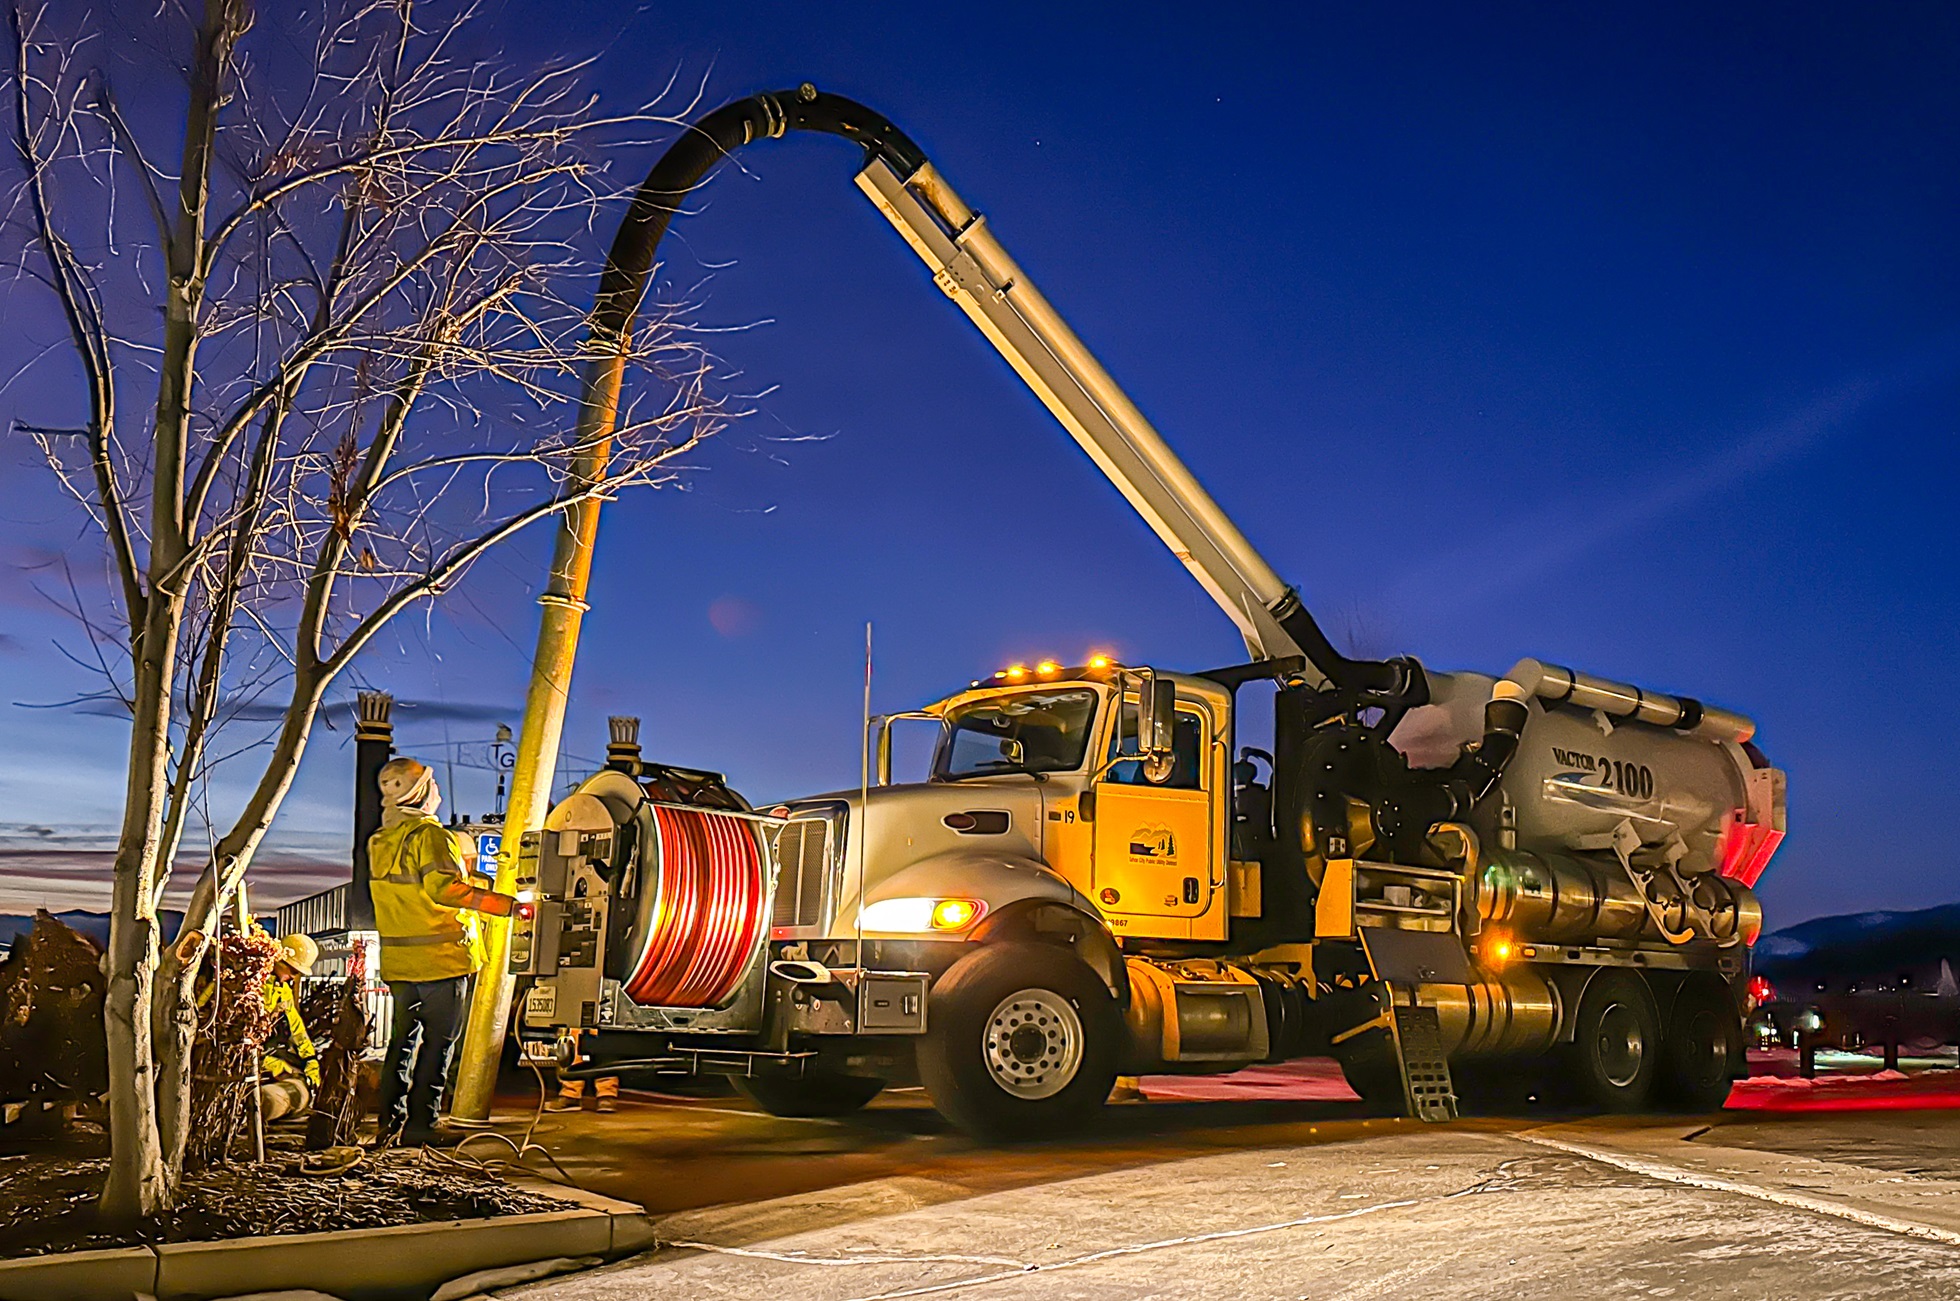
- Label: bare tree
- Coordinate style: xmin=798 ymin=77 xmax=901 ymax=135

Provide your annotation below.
xmin=3 ymin=0 xmax=730 ymax=1216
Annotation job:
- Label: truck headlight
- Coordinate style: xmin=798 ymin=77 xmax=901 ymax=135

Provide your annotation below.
xmin=858 ymin=897 xmax=986 ymax=933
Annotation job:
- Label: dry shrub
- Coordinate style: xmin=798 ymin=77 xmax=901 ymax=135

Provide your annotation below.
xmin=298 ymin=979 xmax=370 ymax=1149
xmin=186 ymin=932 xmax=279 ymax=1168
xmin=0 ymin=912 xmax=107 ymax=1105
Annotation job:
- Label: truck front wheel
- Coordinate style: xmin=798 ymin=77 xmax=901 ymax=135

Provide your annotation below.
xmin=733 ymin=1070 xmax=884 ymax=1117
xmin=919 ymin=942 xmax=1119 ymax=1142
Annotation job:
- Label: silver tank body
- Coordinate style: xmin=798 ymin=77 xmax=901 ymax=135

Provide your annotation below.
xmin=1390 ymin=669 xmax=1757 ymax=876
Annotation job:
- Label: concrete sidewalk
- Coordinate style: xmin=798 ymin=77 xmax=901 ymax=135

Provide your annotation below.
xmin=510 ymin=1122 xmax=1960 ymax=1300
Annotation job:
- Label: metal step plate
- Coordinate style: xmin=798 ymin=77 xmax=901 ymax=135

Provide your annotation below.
xmin=1391 ymin=1005 xmax=1458 ymax=1122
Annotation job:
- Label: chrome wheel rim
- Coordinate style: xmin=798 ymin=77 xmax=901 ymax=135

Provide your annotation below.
xmin=1597 ymin=1002 xmax=1647 ymax=1088
xmin=983 ymin=989 xmax=1083 ymax=1100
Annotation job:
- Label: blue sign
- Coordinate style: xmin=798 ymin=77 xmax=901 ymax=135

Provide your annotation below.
xmin=475 ymin=832 xmax=502 ymax=879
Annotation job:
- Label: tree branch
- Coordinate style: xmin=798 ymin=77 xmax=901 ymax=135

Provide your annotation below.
xmin=9 ymin=4 xmax=145 ymax=627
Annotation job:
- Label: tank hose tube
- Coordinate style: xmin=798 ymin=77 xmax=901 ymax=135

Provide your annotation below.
xmin=592 ymin=86 xmax=928 ymax=353
xmin=1370 ymin=681 xmax=1531 ymax=859
xmin=1449 ymin=678 xmax=1531 ymax=807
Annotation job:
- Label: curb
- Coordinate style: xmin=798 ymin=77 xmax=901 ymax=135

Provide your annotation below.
xmin=0 ymin=1180 xmax=650 ymax=1301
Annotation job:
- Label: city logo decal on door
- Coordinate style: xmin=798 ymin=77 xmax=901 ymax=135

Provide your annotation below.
xmin=1127 ymin=824 xmax=1176 ymax=861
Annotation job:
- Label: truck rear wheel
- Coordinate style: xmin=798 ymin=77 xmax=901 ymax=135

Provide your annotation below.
xmin=1657 ymin=983 xmax=1744 ymax=1112
xmin=1565 ymin=971 xmax=1661 ymax=1112
xmin=732 ymin=1071 xmax=884 ymax=1118
xmin=919 ymin=942 xmax=1118 ymax=1142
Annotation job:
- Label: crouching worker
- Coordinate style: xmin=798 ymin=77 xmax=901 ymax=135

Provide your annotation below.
xmin=258 ymin=933 xmax=323 ymax=1120
xmin=368 ymin=757 xmax=515 ymax=1148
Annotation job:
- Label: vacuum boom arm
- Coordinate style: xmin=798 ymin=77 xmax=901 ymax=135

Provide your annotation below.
xmin=850 ymin=156 xmax=1306 ymax=673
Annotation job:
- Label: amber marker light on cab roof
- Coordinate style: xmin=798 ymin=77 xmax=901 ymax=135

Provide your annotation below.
xmin=1035 ymin=660 xmax=1061 ymax=676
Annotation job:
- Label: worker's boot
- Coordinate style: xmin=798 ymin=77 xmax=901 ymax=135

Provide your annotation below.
xmin=544 ymin=1094 xmax=582 ymax=1112
xmin=596 ymin=1096 xmax=617 ymax=1113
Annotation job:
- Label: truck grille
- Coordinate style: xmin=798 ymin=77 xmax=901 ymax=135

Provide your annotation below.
xmin=771 ymin=817 xmax=832 ymax=928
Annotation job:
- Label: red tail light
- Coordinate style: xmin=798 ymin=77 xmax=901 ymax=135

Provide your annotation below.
xmin=1716 ymin=811 xmax=1785 ymax=888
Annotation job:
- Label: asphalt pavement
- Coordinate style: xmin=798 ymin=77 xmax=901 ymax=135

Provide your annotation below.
xmin=487 ymin=1066 xmax=1960 ymax=1299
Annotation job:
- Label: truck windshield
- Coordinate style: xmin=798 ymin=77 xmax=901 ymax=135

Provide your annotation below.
xmin=934 ymin=689 xmax=1098 ymax=781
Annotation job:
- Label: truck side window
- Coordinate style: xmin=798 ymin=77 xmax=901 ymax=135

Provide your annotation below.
xmin=1103 ymin=705 xmax=1205 ymax=790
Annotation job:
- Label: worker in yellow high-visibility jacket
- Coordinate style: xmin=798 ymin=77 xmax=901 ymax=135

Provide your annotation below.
xmin=263 ymin=933 xmax=322 ymax=1089
xmin=368 ymin=757 xmax=514 ymax=1147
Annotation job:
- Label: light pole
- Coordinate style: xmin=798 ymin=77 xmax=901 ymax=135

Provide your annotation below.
xmin=447 ymin=85 xmax=925 ymax=1120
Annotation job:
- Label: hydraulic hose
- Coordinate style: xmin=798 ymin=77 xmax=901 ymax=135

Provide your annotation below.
xmin=591 ymin=85 xmax=926 ymax=349
xmin=1295 ymin=681 xmax=1531 ymax=864
xmin=1270 ymin=591 xmax=1425 ymax=703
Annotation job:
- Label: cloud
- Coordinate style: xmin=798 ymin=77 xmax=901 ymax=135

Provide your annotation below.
xmin=0 ymin=821 xmax=349 ymax=915
xmin=1382 ymin=333 xmax=1960 ymax=618
xmin=0 ymin=847 xmax=345 ymax=915
xmin=707 ymin=595 xmax=763 ymax=638
xmin=0 ymin=543 xmax=89 ymax=613
xmin=21 ymin=693 xmax=517 ymax=728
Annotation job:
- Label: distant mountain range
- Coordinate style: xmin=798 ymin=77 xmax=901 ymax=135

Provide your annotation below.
xmin=0 ymin=909 xmax=187 ymax=950
xmin=1753 ymin=901 xmax=1960 ymax=987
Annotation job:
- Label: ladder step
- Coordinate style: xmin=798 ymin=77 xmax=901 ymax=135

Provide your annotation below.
xmin=1392 ymin=1005 xmax=1458 ymax=1122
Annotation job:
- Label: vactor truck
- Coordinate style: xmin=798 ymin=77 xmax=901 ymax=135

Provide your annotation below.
xmin=508 ymin=86 xmax=1785 ymax=1137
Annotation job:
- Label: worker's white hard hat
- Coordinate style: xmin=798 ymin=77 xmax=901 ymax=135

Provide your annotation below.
xmin=276 ymin=933 xmax=319 ymax=977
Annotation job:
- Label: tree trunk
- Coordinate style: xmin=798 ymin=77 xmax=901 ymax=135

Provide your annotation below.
xmin=152 ymin=942 xmax=203 ymax=1181
xmin=99 ymin=605 xmax=182 ymax=1220
xmin=118 ymin=0 xmax=248 ymax=1204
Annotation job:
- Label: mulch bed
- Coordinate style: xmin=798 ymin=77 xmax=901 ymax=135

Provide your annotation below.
xmin=0 ymin=1130 xmax=571 ymax=1258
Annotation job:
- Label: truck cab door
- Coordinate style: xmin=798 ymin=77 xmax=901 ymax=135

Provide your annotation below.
xmin=1091 ymin=701 xmax=1219 ymax=930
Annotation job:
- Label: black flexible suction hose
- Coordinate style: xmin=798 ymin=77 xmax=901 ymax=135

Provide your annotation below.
xmin=603 ymin=87 xmax=1419 ymax=710
xmin=590 ymin=85 xmax=926 ymax=350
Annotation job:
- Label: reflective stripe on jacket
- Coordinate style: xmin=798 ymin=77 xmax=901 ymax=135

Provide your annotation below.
xmin=367 ymin=815 xmax=514 ymax=983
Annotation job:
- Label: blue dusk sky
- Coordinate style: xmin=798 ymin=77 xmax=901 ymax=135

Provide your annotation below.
xmin=0 ymin=3 xmax=1954 ymax=923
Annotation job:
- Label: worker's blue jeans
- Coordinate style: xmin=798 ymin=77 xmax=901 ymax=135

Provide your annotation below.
xmin=377 ymin=974 xmax=470 ymax=1137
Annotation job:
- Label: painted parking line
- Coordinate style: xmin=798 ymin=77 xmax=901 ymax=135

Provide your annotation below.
xmin=1515 ymin=1129 xmax=1960 ymax=1249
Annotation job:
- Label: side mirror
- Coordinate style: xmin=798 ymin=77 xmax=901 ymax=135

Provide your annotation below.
xmin=1140 ymin=676 xmax=1176 ymax=759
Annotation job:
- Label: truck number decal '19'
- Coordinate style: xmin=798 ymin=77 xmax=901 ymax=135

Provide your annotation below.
xmin=1550 ymin=748 xmax=1656 ymax=801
